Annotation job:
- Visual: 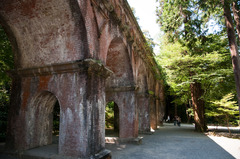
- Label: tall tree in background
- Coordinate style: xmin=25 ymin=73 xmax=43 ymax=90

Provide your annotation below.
xmin=232 ymin=1 xmax=240 ymax=43
xmin=156 ymin=0 xmax=210 ymax=131
xmin=157 ymin=34 xmax=234 ymax=131
xmin=221 ymin=0 xmax=240 ymax=115
xmin=156 ymin=0 xmax=239 ymax=131
xmin=200 ymin=0 xmax=240 ymax=117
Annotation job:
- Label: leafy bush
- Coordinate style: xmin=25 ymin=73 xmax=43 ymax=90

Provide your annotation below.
xmin=105 ymin=101 xmax=114 ymax=128
xmin=0 ymin=25 xmax=13 ymax=142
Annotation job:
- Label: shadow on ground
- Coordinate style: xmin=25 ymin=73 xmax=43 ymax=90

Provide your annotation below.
xmin=0 ymin=123 xmax=238 ymax=159
xmin=106 ymin=123 xmax=236 ymax=159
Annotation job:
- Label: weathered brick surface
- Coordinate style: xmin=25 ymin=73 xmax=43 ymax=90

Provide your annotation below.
xmin=106 ymin=90 xmax=137 ymax=138
xmin=0 ymin=0 xmax=88 ymax=68
xmin=0 ymin=0 xmax=166 ymax=158
xmin=137 ymin=94 xmax=150 ymax=133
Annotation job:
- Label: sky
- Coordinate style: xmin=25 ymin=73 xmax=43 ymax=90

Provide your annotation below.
xmin=127 ymin=0 xmax=222 ymax=54
xmin=127 ymin=0 xmax=160 ymax=53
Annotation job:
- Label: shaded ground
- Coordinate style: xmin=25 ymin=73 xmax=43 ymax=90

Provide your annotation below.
xmin=1 ymin=123 xmax=239 ymax=159
xmin=106 ymin=123 xmax=240 ymax=159
xmin=105 ymin=128 xmax=119 ymax=137
xmin=207 ymin=125 xmax=240 ymax=139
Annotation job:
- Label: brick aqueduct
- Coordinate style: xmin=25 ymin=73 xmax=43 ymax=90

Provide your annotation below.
xmin=0 ymin=0 xmax=165 ymax=158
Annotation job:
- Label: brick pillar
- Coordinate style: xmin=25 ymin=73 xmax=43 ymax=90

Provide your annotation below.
xmin=5 ymin=74 xmax=24 ymax=150
xmin=150 ymin=97 xmax=157 ymax=130
xmin=137 ymin=93 xmax=151 ymax=133
xmin=5 ymin=59 xmax=111 ymax=159
xmin=156 ymin=99 xmax=164 ymax=126
xmin=106 ymin=86 xmax=138 ymax=139
xmin=58 ymin=63 xmax=110 ymax=158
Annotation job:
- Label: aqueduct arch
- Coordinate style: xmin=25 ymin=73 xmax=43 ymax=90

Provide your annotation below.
xmin=0 ymin=0 xmax=165 ymax=158
xmin=105 ymin=101 xmax=120 ymax=136
xmin=106 ymin=37 xmax=134 ymax=87
xmin=106 ymin=37 xmax=137 ymax=138
xmin=26 ymin=91 xmax=59 ymax=149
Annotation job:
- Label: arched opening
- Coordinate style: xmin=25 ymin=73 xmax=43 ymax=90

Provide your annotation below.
xmin=105 ymin=37 xmax=137 ymax=138
xmin=27 ymin=91 xmax=61 ymax=149
xmin=0 ymin=25 xmax=14 ymax=143
xmin=106 ymin=37 xmax=134 ymax=87
xmin=105 ymin=101 xmax=119 ymax=137
xmin=52 ymin=100 xmax=60 ymax=144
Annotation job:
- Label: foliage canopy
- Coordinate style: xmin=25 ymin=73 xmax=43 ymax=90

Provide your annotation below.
xmin=156 ymin=0 xmax=238 ymax=127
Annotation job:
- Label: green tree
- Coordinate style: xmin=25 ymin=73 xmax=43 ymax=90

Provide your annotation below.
xmin=156 ymin=0 xmax=212 ymax=131
xmin=157 ymin=34 xmax=234 ymax=130
xmin=221 ymin=0 xmax=240 ymax=114
xmin=143 ymin=30 xmax=156 ymax=52
xmin=206 ymin=93 xmax=239 ymax=135
xmin=0 ymin=25 xmax=13 ymax=141
xmin=156 ymin=0 xmax=237 ymax=131
xmin=196 ymin=0 xmax=240 ymax=117
xmin=105 ymin=101 xmax=114 ymax=128
xmin=0 ymin=26 xmax=13 ymax=85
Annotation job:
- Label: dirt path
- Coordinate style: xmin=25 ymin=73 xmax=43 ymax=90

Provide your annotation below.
xmin=106 ymin=123 xmax=239 ymax=159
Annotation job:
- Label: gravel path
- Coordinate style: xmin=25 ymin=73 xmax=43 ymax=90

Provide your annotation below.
xmin=1 ymin=123 xmax=239 ymax=159
xmin=106 ymin=123 xmax=239 ymax=159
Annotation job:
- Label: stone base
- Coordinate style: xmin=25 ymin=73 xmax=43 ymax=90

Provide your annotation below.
xmin=0 ymin=143 xmax=111 ymax=159
xmin=105 ymin=137 xmax=143 ymax=145
xmin=94 ymin=149 xmax=111 ymax=159
xmin=139 ymin=131 xmax=154 ymax=135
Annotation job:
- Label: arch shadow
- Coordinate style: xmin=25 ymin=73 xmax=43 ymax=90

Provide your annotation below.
xmin=27 ymin=91 xmax=61 ymax=149
xmin=105 ymin=37 xmax=137 ymax=138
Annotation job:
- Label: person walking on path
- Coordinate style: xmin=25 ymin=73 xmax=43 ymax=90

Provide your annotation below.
xmin=177 ymin=116 xmax=181 ymax=126
xmin=166 ymin=115 xmax=170 ymax=123
xmin=173 ymin=116 xmax=177 ymax=126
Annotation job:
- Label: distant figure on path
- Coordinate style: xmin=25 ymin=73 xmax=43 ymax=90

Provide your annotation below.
xmin=166 ymin=115 xmax=170 ymax=123
xmin=174 ymin=116 xmax=177 ymax=126
xmin=177 ymin=116 xmax=181 ymax=127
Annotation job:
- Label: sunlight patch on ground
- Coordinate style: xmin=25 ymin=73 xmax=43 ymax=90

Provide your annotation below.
xmin=207 ymin=135 xmax=240 ymax=159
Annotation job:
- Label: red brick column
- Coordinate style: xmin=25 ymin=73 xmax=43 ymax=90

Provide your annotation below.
xmin=6 ymin=60 xmax=111 ymax=158
xmin=106 ymin=86 xmax=138 ymax=139
xmin=137 ymin=93 xmax=151 ymax=133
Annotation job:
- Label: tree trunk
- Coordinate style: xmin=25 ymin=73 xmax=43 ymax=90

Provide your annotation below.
xmin=190 ymin=82 xmax=207 ymax=132
xmin=186 ymin=103 xmax=191 ymax=124
xmin=226 ymin=114 xmax=232 ymax=136
xmin=174 ymin=102 xmax=177 ymax=116
xmin=222 ymin=0 xmax=240 ymax=116
xmin=233 ymin=2 xmax=240 ymax=43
